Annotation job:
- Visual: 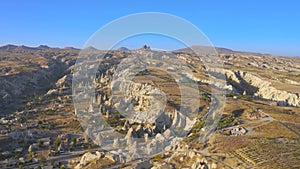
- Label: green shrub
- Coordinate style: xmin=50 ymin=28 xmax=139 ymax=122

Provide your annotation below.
xmin=37 ymin=140 xmax=43 ymax=147
xmin=226 ymin=93 xmax=234 ymax=97
xmin=54 ymin=139 xmax=61 ymax=148
xmin=218 ymin=114 xmax=239 ymax=128
xmin=153 ymin=154 xmax=163 ymax=160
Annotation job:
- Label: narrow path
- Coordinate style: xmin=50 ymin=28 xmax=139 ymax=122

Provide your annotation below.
xmin=279 ymin=121 xmax=300 ymax=137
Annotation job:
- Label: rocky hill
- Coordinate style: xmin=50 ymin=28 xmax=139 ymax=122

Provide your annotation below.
xmin=1 ymin=44 xmax=299 ymax=113
xmin=0 ymin=45 xmax=78 ymax=112
xmin=0 ymin=45 xmax=299 ymax=168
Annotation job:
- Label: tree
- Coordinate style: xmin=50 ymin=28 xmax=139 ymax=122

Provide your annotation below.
xmin=154 ymin=154 xmax=163 ymax=160
xmin=88 ymin=144 xmax=91 ymax=152
xmin=54 ymin=139 xmax=61 ymax=148
xmin=37 ymin=140 xmax=43 ymax=147
xmin=71 ymin=137 xmax=77 ymax=147
xmin=27 ymin=152 xmax=34 ymax=161
xmin=60 ymin=165 xmax=66 ymax=169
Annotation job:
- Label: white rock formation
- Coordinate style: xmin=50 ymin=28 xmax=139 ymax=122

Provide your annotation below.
xmin=75 ymin=151 xmax=102 ymax=169
xmin=225 ymin=70 xmax=300 ymax=107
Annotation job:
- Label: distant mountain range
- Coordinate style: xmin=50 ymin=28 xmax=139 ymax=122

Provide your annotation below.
xmin=175 ymin=46 xmax=272 ymax=56
xmin=0 ymin=44 xmax=273 ymax=56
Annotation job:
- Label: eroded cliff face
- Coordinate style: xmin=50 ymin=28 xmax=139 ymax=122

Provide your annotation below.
xmin=1 ymin=45 xmax=299 ymax=113
xmin=0 ymin=61 xmax=68 ymax=111
xmin=0 ymin=46 xmax=78 ymax=112
xmin=225 ymin=70 xmax=300 ymax=107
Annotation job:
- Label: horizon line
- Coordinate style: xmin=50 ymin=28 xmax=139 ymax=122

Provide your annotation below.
xmin=0 ymin=43 xmax=299 ymax=58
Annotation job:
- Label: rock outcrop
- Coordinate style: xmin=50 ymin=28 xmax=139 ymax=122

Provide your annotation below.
xmin=75 ymin=151 xmax=103 ymax=169
xmin=225 ymin=70 xmax=300 ymax=107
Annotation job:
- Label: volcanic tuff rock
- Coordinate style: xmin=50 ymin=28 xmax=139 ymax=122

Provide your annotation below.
xmin=0 ymin=45 xmax=78 ymax=112
xmin=75 ymin=151 xmax=103 ymax=169
xmin=1 ymin=45 xmax=300 ymax=169
xmin=225 ymin=70 xmax=300 ymax=107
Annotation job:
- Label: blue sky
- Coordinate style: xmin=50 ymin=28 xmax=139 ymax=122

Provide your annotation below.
xmin=1 ymin=0 xmax=299 ymax=56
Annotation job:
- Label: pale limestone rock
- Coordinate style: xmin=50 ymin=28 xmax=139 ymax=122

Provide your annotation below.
xmin=113 ymin=137 xmax=120 ymax=148
xmin=225 ymin=70 xmax=300 ymax=107
xmin=75 ymin=151 xmax=101 ymax=169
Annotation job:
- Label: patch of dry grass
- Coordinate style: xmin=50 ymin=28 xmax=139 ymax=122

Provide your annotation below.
xmin=209 ymin=134 xmax=252 ymax=153
xmin=252 ymin=121 xmax=299 ymax=138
